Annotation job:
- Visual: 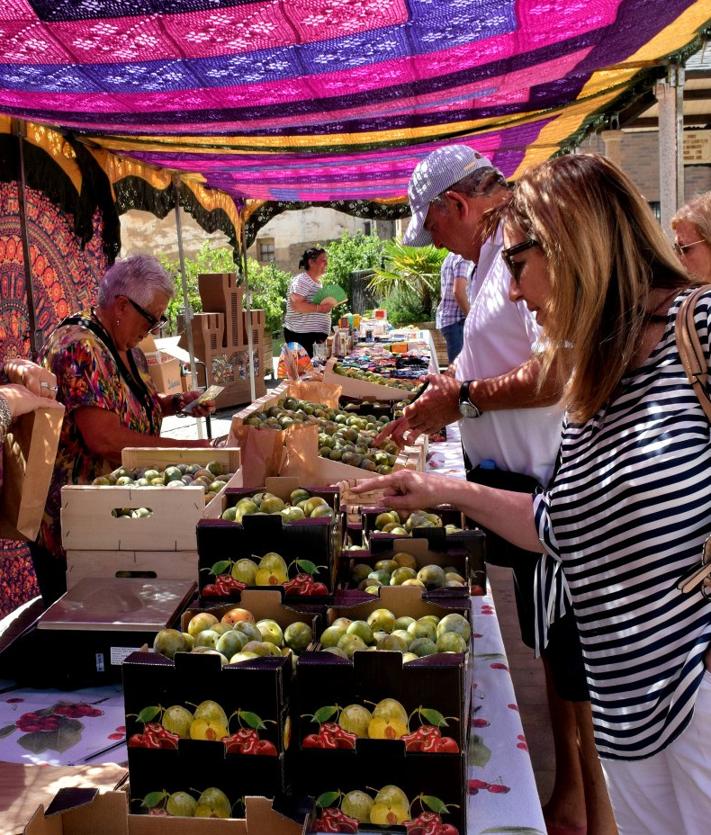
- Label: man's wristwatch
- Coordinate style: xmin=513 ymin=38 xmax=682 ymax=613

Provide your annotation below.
xmin=458 ymin=381 xmax=482 ymax=419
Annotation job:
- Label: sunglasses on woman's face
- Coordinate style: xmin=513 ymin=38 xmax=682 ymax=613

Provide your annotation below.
xmin=502 ymin=238 xmax=539 ymax=284
xmin=673 ymin=239 xmax=705 ymax=257
xmin=125 ymin=296 xmax=167 ymax=334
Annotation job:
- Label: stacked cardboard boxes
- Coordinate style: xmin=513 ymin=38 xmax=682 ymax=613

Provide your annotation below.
xmin=182 ymin=273 xmax=267 ymax=409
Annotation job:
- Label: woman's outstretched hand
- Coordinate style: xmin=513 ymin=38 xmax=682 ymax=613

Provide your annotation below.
xmin=348 ymin=469 xmax=457 ymax=512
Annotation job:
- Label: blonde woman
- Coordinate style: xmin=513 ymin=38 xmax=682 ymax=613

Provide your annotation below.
xmin=352 ymin=154 xmax=711 ymax=835
xmin=672 ymin=192 xmax=711 ymax=282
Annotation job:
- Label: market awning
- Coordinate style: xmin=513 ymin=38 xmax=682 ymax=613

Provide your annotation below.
xmin=0 ymin=2 xmax=710 ymax=207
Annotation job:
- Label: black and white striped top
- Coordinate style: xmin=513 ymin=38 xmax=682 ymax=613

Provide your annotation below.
xmin=284 ymin=272 xmax=331 ymax=335
xmin=534 ymin=288 xmax=711 ymax=760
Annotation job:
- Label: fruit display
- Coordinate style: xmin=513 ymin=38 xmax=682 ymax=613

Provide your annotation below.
xmin=368 ymin=509 xmax=462 ymax=537
xmin=92 ymin=460 xmax=236 ymax=506
xmin=300 ymin=698 xmax=459 ymax=752
xmin=127 ymin=700 xmax=277 ymax=756
xmin=332 ymin=363 xmax=419 ymax=391
xmin=312 ymin=786 xmax=459 ymax=833
xmin=202 ymin=550 xmax=330 ymax=598
xmin=241 ymin=396 xmax=401 ymax=473
xmin=152 ymin=605 xmax=315 ymax=665
xmin=346 ymin=551 xmax=467 ymax=594
xmin=316 ymin=609 xmax=471 ymax=659
xmin=220 ymin=488 xmax=335 ymax=524
xmin=139 ymin=786 xmax=236 ymax=818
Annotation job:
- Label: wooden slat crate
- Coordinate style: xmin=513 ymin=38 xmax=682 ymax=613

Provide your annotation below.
xmin=61 ymin=448 xmax=241 ymax=551
xmin=322 ymin=357 xmax=417 ymax=401
xmin=65 ymin=549 xmax=197 ymax=589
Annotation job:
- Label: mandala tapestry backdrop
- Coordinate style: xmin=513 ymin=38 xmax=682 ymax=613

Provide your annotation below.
xmin=0 ymin=181 xmax=108 ymax=617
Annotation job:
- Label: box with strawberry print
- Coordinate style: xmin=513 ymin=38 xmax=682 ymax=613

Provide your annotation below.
xmin=122 ymin=647 xmax=290 ymax=802
xmin=299 ymin=749 xmax=466 ymax=835
xmin=197 ymin=479 xmax=340 ymax=602
xmin=293 ymin=648 xmax=470 ymax=755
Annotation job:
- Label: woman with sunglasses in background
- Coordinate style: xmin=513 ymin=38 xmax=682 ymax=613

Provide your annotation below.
xmin=353 ymin=154 xmax=711 ymax=834
xmin=672 ymin=192 xmax=711 ymax=283
xmin=32 ymin=255 xmax=217 ymax=607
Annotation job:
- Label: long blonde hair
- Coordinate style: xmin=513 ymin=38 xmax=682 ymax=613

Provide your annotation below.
xmin=500 ymin=153 xmax=689 ymax=423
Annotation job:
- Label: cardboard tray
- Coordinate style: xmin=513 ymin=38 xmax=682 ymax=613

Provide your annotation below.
xmin=297 ymin=748 xmax=466 ymax=835
xmin=60 ymin=449 xmax=241 ymax=552
xmin=23 ymin=788 xmax=306 ymax=835
xmin=197 ymin=480 xmax=339 ymax=601
xmin=337 ymin=537 xmax=471 ymax=600
xmin=322 ymin=358 xmax=418 ymax=401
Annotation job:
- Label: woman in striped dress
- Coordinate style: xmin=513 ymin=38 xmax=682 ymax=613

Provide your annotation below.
xmin=283 ymin=248 xmax=337 ymax=357
xmin=352 ymin=154 xmax=711 ymax=834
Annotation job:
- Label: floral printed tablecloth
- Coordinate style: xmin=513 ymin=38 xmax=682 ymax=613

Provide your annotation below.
xmin=428 ymin=424 xmax=546 ymax=835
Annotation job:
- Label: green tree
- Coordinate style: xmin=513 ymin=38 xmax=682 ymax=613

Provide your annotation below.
xmin=368 ymin=241 xmax=446 ymax=321
xmin=324 ymin=232 xmax=386 ymax=299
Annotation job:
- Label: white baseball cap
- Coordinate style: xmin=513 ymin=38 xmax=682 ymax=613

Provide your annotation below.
xmin=404 ymin=145 xmax=501 ymax=247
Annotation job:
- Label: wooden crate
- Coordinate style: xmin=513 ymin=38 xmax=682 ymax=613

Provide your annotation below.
xmin=230 ymin=386 xmax=421 ymax=482
xmin=322 ymin=357 xmax=417 ymax=401
xmin=61 ymin=448 xmax=241 ymax=551
xmin=65 ymin=549 xmax=197 ymax=589
xmin=199 ymin=272 xmax=245 ymax=348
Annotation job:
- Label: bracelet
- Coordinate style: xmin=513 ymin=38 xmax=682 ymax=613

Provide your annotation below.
xmin=0 ymin=394 xmax=11 ymax=439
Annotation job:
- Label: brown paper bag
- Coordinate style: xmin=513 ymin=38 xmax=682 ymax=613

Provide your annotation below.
xmin=227 ymin=423 xmax=286 ymax=487
xmin=0 ymin=405 xmax=64 ymax=541
xmin=286 ymin=380 xmax=342 ymax=408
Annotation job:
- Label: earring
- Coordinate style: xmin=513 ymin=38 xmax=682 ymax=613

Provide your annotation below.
xmin=115 ymin=320 xmax=120 ymax=326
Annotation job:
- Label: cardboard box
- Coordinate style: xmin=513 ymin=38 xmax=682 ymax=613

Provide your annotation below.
xmin=138 ymin=336 xmax=185 ymax=396
xmin=196 ymin=479 xmax=339 ymax=601
xmin=337 ymin=536 xmax=472 ymax=600
xmin=23 ymin=788 xmax=305 ymax=835
xmin=60 ymin=449 xmax=241 ymax=552
xmin=0 ymin=405 xmax=64 ymax=541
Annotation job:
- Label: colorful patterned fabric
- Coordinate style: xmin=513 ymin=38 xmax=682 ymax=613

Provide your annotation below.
xmin=0 ymin=181 xmax=107 ymax=365
xmin=0 ymin=2 xmax=708 ymax=204
xmin=38 ymin=312 xmax=162 ymax=558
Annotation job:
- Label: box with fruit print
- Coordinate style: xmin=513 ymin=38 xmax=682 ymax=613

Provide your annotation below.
xmin=337 ymin=537 xmax=473 ymax=601
xmin=299 ymin=751 xmax=466 ymax=835
xmin=294 ymin=649 xmax=469 ymax=754
xmin=122 ymin=650 xmax=288 ymax=803
xmin=197 ymin=479 xmax=339 ymax=600
xmin=127 ymin=739 xmax=286 ymax=819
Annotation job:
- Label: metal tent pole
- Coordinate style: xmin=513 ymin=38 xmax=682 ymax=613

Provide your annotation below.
xmin=13 ymin=121 xmax=39 ymax=359
xmin=238 ymin=227 xmax=257 ymax=403
xmin=173 ymin=177 xmax=204 ymax=439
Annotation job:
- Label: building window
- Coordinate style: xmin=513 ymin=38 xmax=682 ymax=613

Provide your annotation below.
xmin=648 ymin=201 xmax=661 ymax=221
xmin=258 ymin=239 xmax=275 ymax=263
xmin=363 ymin=221 xmax=372 ymax=235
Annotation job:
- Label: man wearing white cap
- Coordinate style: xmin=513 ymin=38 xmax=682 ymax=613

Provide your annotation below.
xmin=378 ymin=145 xmax=609 ymax=835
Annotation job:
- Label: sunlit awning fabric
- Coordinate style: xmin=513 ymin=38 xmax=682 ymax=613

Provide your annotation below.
xmin=0 ymin=1 xmax=709 ymax=209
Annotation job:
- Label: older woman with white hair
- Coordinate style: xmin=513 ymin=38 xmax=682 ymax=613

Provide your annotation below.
xmin=32 ymin=255 xmax=216 ymax=605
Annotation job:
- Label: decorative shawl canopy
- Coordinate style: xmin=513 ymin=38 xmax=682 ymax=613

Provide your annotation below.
xmin=0 ymin=1 xmax=709 ymax=215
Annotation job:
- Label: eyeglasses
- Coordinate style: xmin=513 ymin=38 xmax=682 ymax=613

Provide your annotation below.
xmin=124 ymin=297 xmax=167 ymax=334
xmin=502 ymin=238 xmax=539 ymax=283
xmin=673 ymin=239 xmax=706 ymax=257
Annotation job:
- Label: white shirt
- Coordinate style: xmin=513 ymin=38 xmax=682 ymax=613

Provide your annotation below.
xmin=453 ymin=226 xmax=564 ymax=486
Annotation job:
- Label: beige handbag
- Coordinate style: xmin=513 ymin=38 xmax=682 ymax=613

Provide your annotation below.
xmin=674 ymin=285 xmax=711 ymax=599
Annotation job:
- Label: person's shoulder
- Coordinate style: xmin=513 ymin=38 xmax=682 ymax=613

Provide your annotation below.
xmin=44 ymin=312 xmax=111 ymax=365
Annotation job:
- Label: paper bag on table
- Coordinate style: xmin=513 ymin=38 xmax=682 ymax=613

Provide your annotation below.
xmin=286 ymin=380 xmax=342 ymax=409
xmin=280 ymin=423 xmax=320 ymax=480
xmin=227 ymin=422 xmax=286 ymax=488
xmin=0 ymin=405 xmax=64 ymax=541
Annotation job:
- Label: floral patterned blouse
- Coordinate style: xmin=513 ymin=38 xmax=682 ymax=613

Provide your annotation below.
xmin=39 ymin=310 xmax=162 ymax=558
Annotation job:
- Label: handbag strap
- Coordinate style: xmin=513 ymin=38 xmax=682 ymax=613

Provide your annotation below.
xmin=675 ymin=286 xmax=711 ymax=421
